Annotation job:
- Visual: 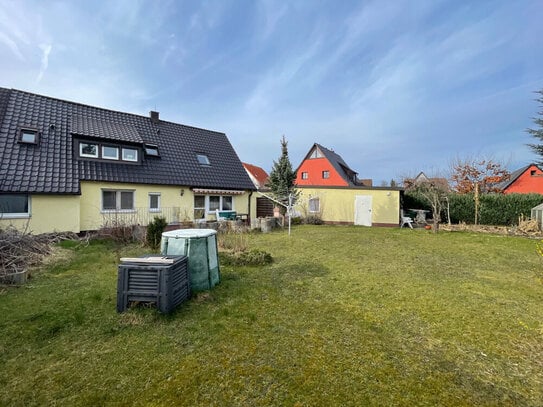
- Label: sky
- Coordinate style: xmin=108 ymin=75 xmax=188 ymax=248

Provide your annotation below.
xmin=1 ymin=0 xmax=542 ymax=184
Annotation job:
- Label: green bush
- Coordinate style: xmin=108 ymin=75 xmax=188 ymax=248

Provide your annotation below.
xmin=405 ymin=192 xmax=543 ymax=226
xmin=146 ymin=216 xmax=168 ymax=250
xmin=452 ymin=193 xmax=543 ymax=225
xmin=447 ymin=193 xmax=475 ymax=224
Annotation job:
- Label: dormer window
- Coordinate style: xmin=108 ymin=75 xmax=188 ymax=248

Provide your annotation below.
xmin=19 ymin=128 xmax=39 ymax=144
xmin=197 ymin=154 xmax=210 ymax=166
xmin=77 ymin=140 xmax=139 ymax=163
xmin=102 ymin=146 xmax=119 ymax=160
xmin=144 ymin=144 xmax=160 ymax=157
xmin=80 ymin=142 xmax=98 ymax=158
xmin=122 ymin=148 xmax=138 ymax=162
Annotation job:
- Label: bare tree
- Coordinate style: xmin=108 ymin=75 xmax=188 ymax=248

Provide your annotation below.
xmin=414 ymin=180 xmax=448 ymax=233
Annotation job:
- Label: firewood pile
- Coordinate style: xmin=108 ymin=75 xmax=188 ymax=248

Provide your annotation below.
xmin=0 ymin=227 xmax=77 ymax=282
xmin=514 ymin=218 xmax=541 ymax=236
xmin=441 ymin=218 xmax=542 ymax=238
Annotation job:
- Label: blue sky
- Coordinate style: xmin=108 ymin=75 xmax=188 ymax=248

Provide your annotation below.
xmin=1 ymin=0 xmax=542 ymax=184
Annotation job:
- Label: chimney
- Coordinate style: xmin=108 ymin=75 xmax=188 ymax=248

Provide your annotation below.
xmin=150 ymin=111 xmax=160 ymax=124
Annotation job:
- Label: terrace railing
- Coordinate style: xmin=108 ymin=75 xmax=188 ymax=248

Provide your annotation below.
xmin=100 ymin=207 xmax=187 ymax=227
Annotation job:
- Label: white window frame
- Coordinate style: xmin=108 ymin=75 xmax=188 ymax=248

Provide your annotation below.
xmin=194 ymin=195 xmax=235 ymax=215
xmin=102 ymin=145 xmax=119 ymax=160
xmin=101 ymin=189 xmax=135 ymax=212
xmin=149 ymin=193 xmax=161 ymax=212
xmin=301 ymin=172 xmax=308 ymax=180
xmin=206 ymin=195 xmax=233 ymax=213
xmin=0 ymin=194 xmax=31 ymax=218
xmin=309 ymin=197 xmax=320 ymax=213
xmin=80 ymin=142 xmax=99 ymax=158
xmin=322 ymin=170 xmax=330 ymax=179
xmin=122 ymin=148 xmax=138 ymax=162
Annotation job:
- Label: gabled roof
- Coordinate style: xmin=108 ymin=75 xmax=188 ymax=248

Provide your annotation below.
xmin=0 ymin=88 xmax=255 ymax=194
xmin=404 ymin=172 xmax=450 ymax=191
xmin=242 ymin=162 xmax=269 ymax=189
xmin=299 ymin=143 xmax=359 ymax=187
xmin=496 ymin=164 xmax=539 ymax=191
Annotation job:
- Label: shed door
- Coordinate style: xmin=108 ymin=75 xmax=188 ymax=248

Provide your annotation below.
xmin=354 ymin=195 xmax=372 ymax=226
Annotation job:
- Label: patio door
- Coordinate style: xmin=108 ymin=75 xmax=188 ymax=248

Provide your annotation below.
xmin=354 ymin=195 xmax=372 ymax=226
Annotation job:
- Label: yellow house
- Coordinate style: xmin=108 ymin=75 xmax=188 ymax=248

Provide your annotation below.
xmin=291 ymin=143 xmax=401 ymax=226
xmin=0 ymin=88 xmax=256 ymax=234
xmin=295 ymin=186 xmax=401 ymax=227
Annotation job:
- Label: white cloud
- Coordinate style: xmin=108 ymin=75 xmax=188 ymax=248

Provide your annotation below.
xmin=0 ymin=31 xmax=25 ymax=60
xmin=36 ymin=43 xmax=52 ymax=83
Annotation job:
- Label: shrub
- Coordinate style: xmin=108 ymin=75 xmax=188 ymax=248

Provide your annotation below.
xmin=304 ymin=215 xmax=324 ymax=225
xmin=446 ymin=193 xmax=543 ymax=225
xmin=146 ymin=216 xmax=168 ymax=250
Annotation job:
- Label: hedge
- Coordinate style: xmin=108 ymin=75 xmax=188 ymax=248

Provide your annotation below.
xmin=404 ymin=192 xmax=543 ymax=226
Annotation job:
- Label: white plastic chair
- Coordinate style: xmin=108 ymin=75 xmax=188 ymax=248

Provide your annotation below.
xmin=400 ymin=210 xmax=414 ymax=229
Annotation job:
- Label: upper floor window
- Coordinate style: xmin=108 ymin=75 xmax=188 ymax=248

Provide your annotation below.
xmin=531 ymin=170 xmax=537 ymax=176
xmin=122 ymin=148 xmax=138 ymax=162
xmin=102 ymin=146 xmax=119 ymax=160
xmin=0 ymin=194 xmax=30 ymax=218
xmin=309 ymin=148 xmax=323 ymax=159
xmin=322 ymin=170 xmax=330 ymax=179
xmin=144 ymin=144 xmax=160 ymax=157
xmin=78 ymin=140 xmax=139 ymax=163
xmin=80 ymin=142 xmax=98 ymax=158
xmin=19 ymin=129 xmax=39 ymax=144
xmin=197 ymin=154 xmax=210 ymax=166
xmin=301 ymin=172 xmax=308 ymax=180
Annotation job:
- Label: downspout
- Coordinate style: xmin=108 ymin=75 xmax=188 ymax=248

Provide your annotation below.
xmin=248 ymin=190 xmax=253 ymax=225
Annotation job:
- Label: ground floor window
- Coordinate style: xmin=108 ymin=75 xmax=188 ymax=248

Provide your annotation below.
xmin=194 ymin=194 xmax=234 ymax=217
xmin=309 ymin=197 xmax=320 ymax=213
xmin=149 ymin=193 xmax=161 ymax=212
xmin=102 ymin=190 xmax=134 ymax=211
xmin=0 ymin=194 xmax=30 ymax=217
xmin=194 ymin=195 xmax=206 ymax=219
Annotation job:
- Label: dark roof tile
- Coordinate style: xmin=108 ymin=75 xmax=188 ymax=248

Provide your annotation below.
xmin=0 ymin=88 xmax=255 ymax=194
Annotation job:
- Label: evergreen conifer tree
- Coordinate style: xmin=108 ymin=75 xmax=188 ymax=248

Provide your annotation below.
xmin=267 ymin=135 xmax=298 ymax=205
xmin=527 ymin=89 xmax=543 ymax=162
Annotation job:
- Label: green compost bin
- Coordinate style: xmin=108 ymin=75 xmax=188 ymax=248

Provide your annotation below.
xmin=160 ymin=229 xmax=220 ymax=292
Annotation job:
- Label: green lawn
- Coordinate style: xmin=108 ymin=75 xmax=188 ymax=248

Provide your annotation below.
xmin=1 ymin=226 xmax=542 ymax=406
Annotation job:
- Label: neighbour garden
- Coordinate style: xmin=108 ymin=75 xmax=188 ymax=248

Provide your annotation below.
xmin=1 ymin=225 xmax=542 ymax=406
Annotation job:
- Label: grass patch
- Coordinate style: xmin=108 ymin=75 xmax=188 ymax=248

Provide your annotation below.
xmin=1 ymin=227 xmax=542 ymax=406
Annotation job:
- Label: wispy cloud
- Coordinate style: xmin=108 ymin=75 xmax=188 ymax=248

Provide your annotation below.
xmin=0 ymin=31 xmax=25 ymax=60
xmin=36 ymin=43 xmax=52 ymax=83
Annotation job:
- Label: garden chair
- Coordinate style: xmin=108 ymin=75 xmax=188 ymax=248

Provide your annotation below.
xmin=400 ymin=210 xmax=414 ymax=229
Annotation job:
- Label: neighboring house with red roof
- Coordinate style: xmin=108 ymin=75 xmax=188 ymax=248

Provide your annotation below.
xmin=293 ymin=143 xmax=400 ymax=227
xmin=498 ymin=164 xmax=543 ymax=194
xmin=295 ymin=143 xmax=372 ymax=187
xmin=242 ymin=162 xmax=269 ymax=190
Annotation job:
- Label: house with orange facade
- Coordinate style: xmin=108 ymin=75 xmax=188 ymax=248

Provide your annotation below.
xmin=499 ymin=164 xmax=543 ymax=194
xmin=293 ymin=143 xmax=401 ymax=227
